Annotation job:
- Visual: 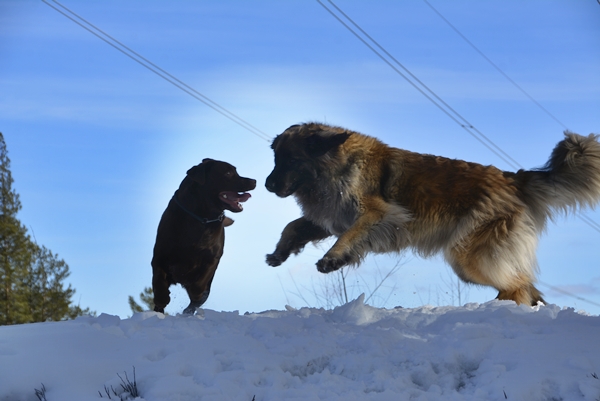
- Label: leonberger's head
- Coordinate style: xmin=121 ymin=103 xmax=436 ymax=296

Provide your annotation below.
xmin=265 ymin=123 xmax=350 ymax=198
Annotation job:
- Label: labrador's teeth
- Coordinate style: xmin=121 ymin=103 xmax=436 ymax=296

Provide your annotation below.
xmin=223 ymin=194 xmax=228 ymax=199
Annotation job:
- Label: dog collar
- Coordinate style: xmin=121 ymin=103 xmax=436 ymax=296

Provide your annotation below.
xmin=172 ymin=191 xmax=225 ymax=224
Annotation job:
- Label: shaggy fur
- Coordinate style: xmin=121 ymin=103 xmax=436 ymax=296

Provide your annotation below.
xmin=152 ymin=159 xmax=256 ymax=314
xmin=265 ymin=123 xmax=600 ymax=305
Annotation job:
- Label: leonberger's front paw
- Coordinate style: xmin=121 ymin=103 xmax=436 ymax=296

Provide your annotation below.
xmin=266 ymin=251 xmax=287 ymax=267
xmin=316 ymin=255 xmax=348 ymax=273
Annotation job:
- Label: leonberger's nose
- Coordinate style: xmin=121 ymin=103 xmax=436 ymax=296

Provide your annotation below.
xmin=265 ymin=174 xmax=276 ymax=193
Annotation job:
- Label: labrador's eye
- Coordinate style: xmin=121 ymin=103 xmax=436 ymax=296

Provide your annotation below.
xmin=225 ymin=170 xmax=233 ymax=177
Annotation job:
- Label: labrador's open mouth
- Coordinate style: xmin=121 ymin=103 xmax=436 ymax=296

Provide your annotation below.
xmin=219 ymin=191 xmax=252 ymax=212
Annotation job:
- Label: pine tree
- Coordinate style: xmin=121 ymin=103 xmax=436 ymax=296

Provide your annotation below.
xmin=0 ymin=132 xmax=35 ymax=325
xmin=26 ymin=245 xmax=92 ymax=321
xmin=128 ymin=287 xmax=156 ymax=314
xmin=0 ymin=132 xmax=93 ymax=325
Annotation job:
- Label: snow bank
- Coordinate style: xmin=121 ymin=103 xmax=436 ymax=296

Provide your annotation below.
xmin=1 ymin=296 xmax=600 ymax=400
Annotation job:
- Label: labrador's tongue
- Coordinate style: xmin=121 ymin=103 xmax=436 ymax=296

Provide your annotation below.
xmin=220 ymin=191 xmax=251 ymax=211
xmin=236 ymin=192 xmax=251 ymax=203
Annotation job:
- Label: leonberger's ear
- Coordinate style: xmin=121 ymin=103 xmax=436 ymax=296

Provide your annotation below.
xmin=187 ymin=159 xmax=213 ymax=184
xmin=306 ymin=132 xmax=350 ymax=157
xmin=271 ymin=135 xmax=282 ymax=151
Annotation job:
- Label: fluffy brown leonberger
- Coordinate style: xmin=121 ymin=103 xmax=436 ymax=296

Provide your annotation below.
xmin=265 ymin=122 xmax=600 ymax=306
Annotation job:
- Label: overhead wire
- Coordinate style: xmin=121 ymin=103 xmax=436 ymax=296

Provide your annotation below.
xmin=421 ymin=0 xmax=600 ymax=236
xmin=43 ymin=0 xmax=600 ymax=306
xmin=422 ymin=0 xmax=569 ymax=131
xmin=317 ymin=0 xmax=522 ymax=171
xmin=41 ymin=0 xmax=272 ymax=142
xmin=579 ymin=214 xmax=600 ymax=233
xmin=318 ymin=0 xmax=600 ymax=234
xmin=538 ymin=281 xmax=600 ymax=308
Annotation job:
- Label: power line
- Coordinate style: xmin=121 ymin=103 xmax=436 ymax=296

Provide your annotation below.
xmin=318 ymin=0 xmax=600 ymax=236
xmin=538 ymin=281 xmax=600 ymax=308
xmin=579 ymin=213 xmax=600 ymax=233
xmin=317 ymin=0 xmax=522 ymax=171
xmin=41 ymin=0 xmax=272 ymax=142
xmin=422 ymin=0 xmax=568 ymax=130
xmin=44 ymin=0 xmax=600 ymax=310
xmin=418 ymin=1 xmax=600 ymax=236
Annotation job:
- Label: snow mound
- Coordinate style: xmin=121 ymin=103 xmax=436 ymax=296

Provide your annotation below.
xmin=1 ymin=297 xmax=600 ymax=400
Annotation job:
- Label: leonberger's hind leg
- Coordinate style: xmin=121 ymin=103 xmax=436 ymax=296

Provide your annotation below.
xmin=497 ymin=285 xmax=545 ymax=306
xmin=445 ymin=215 xmax=544 ymax=306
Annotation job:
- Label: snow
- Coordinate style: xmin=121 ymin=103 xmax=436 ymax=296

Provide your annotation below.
xmin=2 ymin=295 xmax=600 ymax=401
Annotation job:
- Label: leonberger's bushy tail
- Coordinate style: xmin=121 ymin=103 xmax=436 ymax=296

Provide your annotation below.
xmin=523 ymin=132 xmax=600 ymax=227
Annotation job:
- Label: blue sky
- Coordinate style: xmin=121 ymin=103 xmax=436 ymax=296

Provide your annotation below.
xmin=1 ymin=0 xmax=599 ymax=317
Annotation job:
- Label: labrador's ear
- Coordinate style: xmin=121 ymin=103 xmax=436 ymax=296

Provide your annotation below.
xmin=186 ymin=163 xmax=207 ymax=184
xmin=187 ymin=159 xmax=217 ymax=184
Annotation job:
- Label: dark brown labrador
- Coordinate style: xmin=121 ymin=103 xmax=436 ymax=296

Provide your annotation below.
xmin=152 ymin=158 xmax=256 ymax=314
